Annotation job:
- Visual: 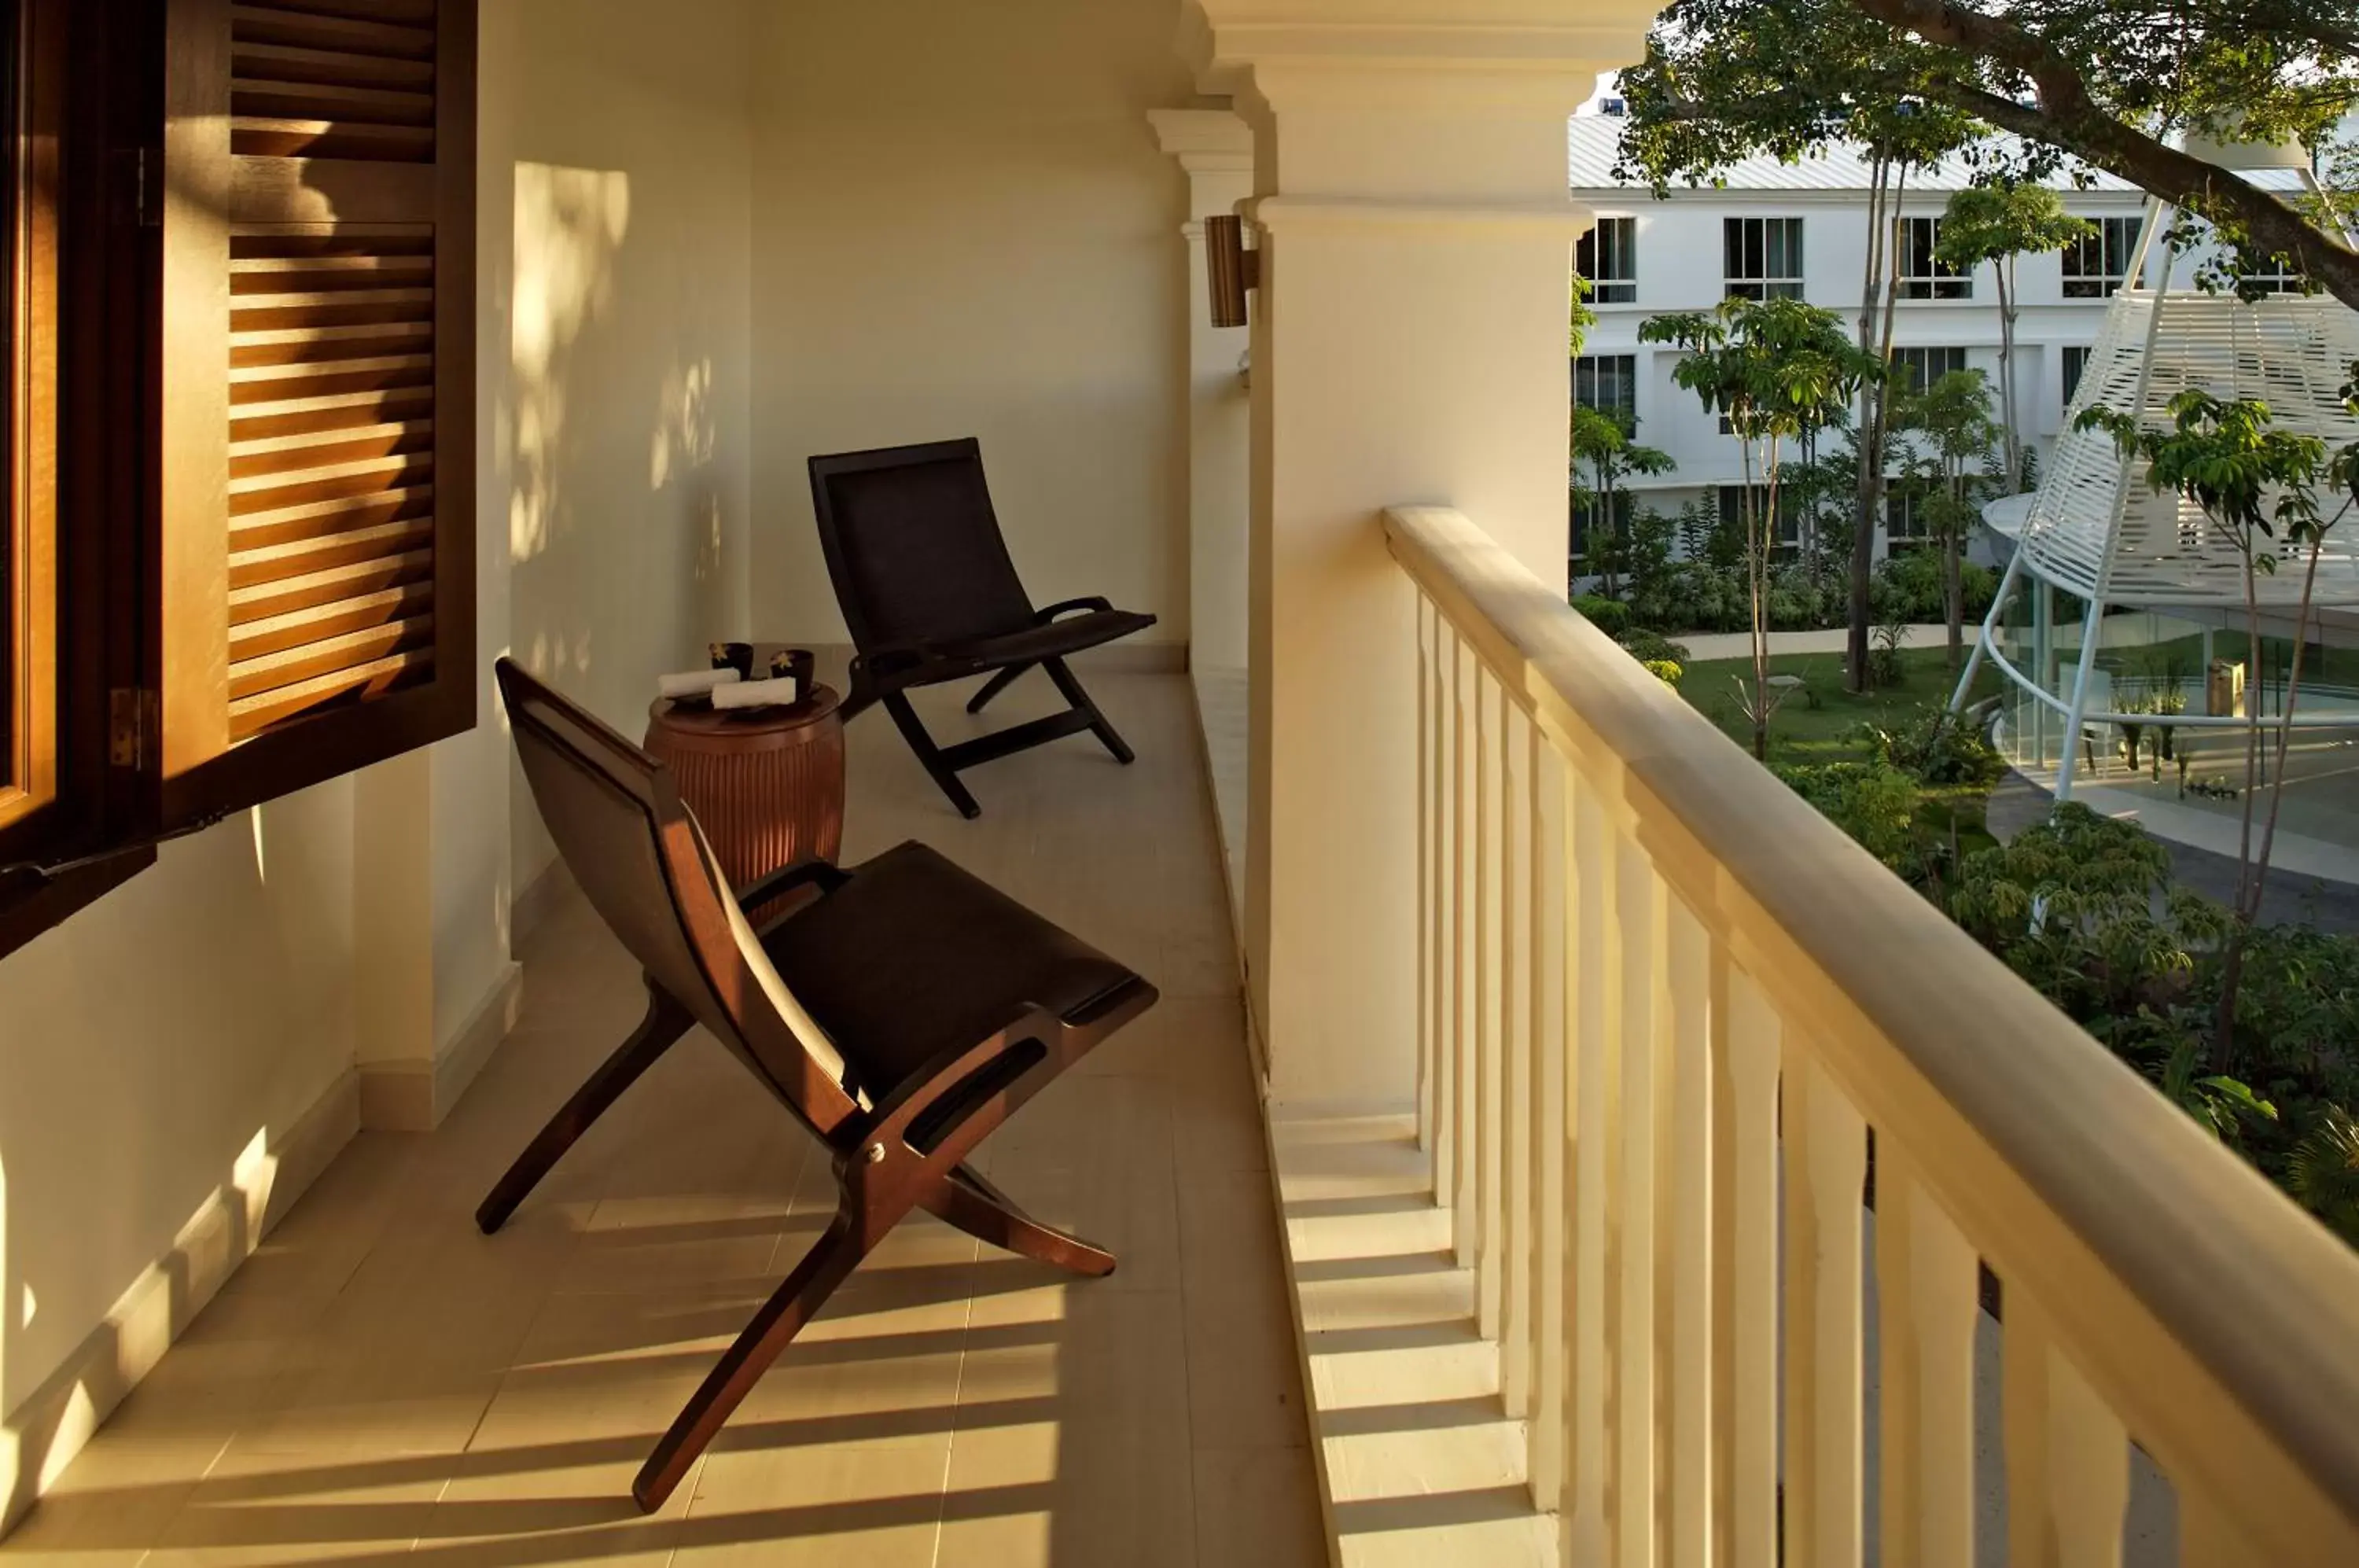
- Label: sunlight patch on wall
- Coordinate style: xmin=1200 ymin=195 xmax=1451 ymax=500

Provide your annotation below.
xmin=510 ymin=164 xmax=633 ymax=568
xmin=650 ymin=359 xmax=716 ymax=492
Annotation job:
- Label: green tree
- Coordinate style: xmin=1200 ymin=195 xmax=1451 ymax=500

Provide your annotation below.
xmin=1570 ymin=404 xmax=1675 ymax=599
xmin=1641 ymin=298 xmax=1879 ymax=759
xmin=1934 ymin=185 xmax=2095 ymax=490
xmin=1892 ymin=368 xmax=2001 ymax=672
xmin=1617 ymin=28 xmax=1984 ymax=697
xmin=2077 ymin=385 xmax=2359 ymax=1062
xmin=1621 ymin=0 xmax=2359 ymax=311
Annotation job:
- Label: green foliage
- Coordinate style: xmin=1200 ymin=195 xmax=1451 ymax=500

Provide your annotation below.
xmin=1572 ymin=594 xmax=1632 ymax=638
xmin=1616 ymin=0 xmax=2359 ymax=310
xmin=1835 ymin=801 xmax=2359 ymax=1243
xmin=1772 ymin=761 xmax=1923 ymax=871
xmin=1643 ymin=660 xmax=1685 ymax=690
xmin=1616 ymin=628 xmax=1692 ymax=666
xmin=2077 ymin=392 xmax=2335 ymax=557
xmin=1876 ymin=550 xmax=1997 ymax=625
xmin=1855 ymin=711 xmax=2004 ymax=786
xmin=1640 ymin=298 xmax=1880 ymax=447
xmin=1934 ymin=184 xmax=2095 ymax=276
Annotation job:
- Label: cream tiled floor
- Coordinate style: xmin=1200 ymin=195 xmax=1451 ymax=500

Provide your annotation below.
xmin=2 ymin=672 xmax=1323 ymax=1566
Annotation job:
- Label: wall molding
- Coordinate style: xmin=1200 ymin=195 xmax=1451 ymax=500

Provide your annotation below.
xmin=0 ymin=1067 xmax=361 ymax=1539
xmin=358 ymin=961 xmax=523 ymax=1133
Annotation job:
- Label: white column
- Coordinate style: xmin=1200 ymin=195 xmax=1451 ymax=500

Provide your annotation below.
xmin=1185 ymin=2 xmax=1647 ymax=1110
xmin=1149 ymin=109 xmax=1255 ymax=693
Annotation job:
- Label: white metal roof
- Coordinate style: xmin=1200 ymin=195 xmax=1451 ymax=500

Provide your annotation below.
xmin=1566 ymin=116 xmax=2313 ymax=199
xmin=2019 ymin=288 xmax=2359 ymax=609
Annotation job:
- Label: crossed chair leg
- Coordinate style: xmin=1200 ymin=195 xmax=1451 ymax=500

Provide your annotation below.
xmin=851 ymin=655 xmax=1137 ymax=820
xmin=475 ymin=979 xmax=1121 ymax=1515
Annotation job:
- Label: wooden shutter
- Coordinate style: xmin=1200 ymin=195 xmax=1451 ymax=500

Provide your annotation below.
xmin=155 ymin=0 xmax=473 ymax=825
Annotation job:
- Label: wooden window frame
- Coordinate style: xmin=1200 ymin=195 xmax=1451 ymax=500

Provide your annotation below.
xmin=1 ymin=0 xmax=56 ymax=844
xmin=2 ymin=0 xmax=478 ymax=960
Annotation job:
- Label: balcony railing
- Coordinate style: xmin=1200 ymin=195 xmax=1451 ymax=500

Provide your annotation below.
xmin=1382 ymin=505 xmax=2359 ymax=1562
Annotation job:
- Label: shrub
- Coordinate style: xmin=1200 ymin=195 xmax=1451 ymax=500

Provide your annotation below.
xmin=1642 ymin=659 xmax=1684 ymax=689
xmin=1857 ymin=711 xmax=2004 ymax=787
xmin=1616 ymin=628 xmax=1691 ymax=666
xmin=1571 ymin=594 xmax=1631 ymax=638
xmin=1771 ymin=761 xmax=1923 ymax=871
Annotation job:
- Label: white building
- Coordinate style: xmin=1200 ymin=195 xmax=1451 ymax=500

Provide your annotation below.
xmin=1564 ymin=114 xmax=2314 ymax=580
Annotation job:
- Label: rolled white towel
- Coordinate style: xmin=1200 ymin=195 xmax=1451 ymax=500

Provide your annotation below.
xmin=657 ymin=668 xmax=741 ymax=699
xmin=711 ymin=676 xmax=802 ymax=711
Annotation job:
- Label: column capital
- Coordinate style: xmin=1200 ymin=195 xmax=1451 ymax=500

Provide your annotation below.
xmin=1180 ymin=0 xmax=1652 ymax=104
xmin=1149 ymin=109 xmax=1254 ymax=175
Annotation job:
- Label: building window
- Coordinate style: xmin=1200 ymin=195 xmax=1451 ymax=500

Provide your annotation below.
xmin=1896 ymin=217 xmax=1971 ymax=300
xmin=1724 ymin=217 xmax=1804 ymax=300
xmin=2235 ymin=253 xmax=2308 ymax=295
xmin=2063 ymin=216 xmax=2144 ymax=297
xmin=1572 ymin=354 xmax=1638 ymax=426
xmin=1892 ymin=346 xmax=1971 ymax=396
xmin=1570 ymin=491 xmax=1633 ymax=573
xmin=1885 ymin=480 xmax=1934 ymax=553
xmin=2062 ymin=345 xmax=2092 ymax=408
xmin=1718 ymin=484 xmax=1803 ymax=554
xmin=1577 ymin=217 xmax=1636 ymax=305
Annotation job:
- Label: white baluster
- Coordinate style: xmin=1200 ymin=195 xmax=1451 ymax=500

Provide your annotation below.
xmin=1722 ymin=968 xmax=1779 ymax=1568
xmin=1666 ymin=894 xmax=1713 ymax=1568
xmin=1477 ymin=672 xmax=1503 ymax=1339
xmin=1531 ymin=737 xmax=1569 ymax=1511
xmin=1452 ymin=634 xmax=1477 ymax=1264
xmin=1567 ymin=775 xmax=1621 ymax=1563
xmin=1786 ymin=1052 xmax=1867 ymax=1568
xmin=1433 ymin=622 xmax=1459 ymax=1209
xmin=1616 ymin=831 xmax=1665 ymax=1568
xmin=1417 ymin=596 xmax=1434 ymax=1158
xmin=1501 ymin=704 xmax=1535 ymax=1413
xmin=2005 ymin=1299 xmax=2129 ymax=1568
xmin=1876 ymin=1146 xmax=1978 ymax=1568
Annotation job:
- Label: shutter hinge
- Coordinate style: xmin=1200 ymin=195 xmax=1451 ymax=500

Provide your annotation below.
xmin=109 ymin=688 xmax=159 ymax=770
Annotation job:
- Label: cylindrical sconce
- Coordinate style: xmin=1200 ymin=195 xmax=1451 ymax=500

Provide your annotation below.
xmin=1205 ymin=214 xmax=1260 ymax=329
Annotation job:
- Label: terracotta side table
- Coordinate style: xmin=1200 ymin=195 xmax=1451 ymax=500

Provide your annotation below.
xmin=646 ymin=683 xmax=845 ymax=922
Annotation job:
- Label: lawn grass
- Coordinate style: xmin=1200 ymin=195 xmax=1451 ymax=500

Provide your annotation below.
xmin=1678 ymin=644 xmax=2009 ymax=852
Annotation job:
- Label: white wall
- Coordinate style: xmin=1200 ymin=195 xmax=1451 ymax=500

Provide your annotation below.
xmin=0 ymin=782 xmax=359 ymax=1515
xmin=1573 ymin=186 xmax=2151 ymax=496
xmin=745 ymin=0 xmax=1198 ymax=653
xmin=488 ymin=0 xmax=760 ymax=897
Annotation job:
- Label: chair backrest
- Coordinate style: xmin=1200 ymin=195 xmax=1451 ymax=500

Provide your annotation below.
xmin=808 ymin=439 xmax=1036 ymax=653
xmin=495 ymin=659 xmax=860 ymax=1134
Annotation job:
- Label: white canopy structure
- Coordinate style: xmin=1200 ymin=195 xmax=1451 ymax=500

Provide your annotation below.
xmin=2020 ymin=289 xmax=2359 ymax=608
xmin=1953 ymin=195 xmax=2359 ymax=803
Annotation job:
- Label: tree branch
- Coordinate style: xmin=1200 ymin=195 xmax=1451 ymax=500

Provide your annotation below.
xmin=1847 ymin=0 xmax=2359 ymax=310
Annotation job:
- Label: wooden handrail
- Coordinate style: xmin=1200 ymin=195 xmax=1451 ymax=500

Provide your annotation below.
xmin=1385 ymin=503 xmax=2359 ymax=1552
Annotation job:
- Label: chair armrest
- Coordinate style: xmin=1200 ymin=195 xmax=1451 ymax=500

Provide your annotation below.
xmin=853 ymin=643 xmax=933 ymax=678
xmin=737 ymin=858 xmax=849 ymax=915
xmin=1033 ymin=597 xmax=1113 ymax=623
xmin=862 ymin=1005 xmax=1063 ymax=1153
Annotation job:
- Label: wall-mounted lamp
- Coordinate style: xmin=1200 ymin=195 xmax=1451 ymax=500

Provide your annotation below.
xmin=1205 ymin=214 xmax=1260 ymax=329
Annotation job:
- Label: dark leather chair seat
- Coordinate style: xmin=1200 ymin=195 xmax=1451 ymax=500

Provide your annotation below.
xmin=764 ymin=841 xmax=1136 ymax=1101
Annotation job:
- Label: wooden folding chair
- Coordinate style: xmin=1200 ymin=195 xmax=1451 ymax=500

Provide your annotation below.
xmin=484 ymin=658 xmax=1158 ymax=1512
xmin=808 ymin=438 xmax=1157 ymax=818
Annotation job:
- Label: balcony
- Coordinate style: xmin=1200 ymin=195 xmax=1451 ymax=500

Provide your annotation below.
xmin=2 ymin=0 xmax=2357 ymax=1563
xmin=1 ymin=672 xmax=1323 ymax=1566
